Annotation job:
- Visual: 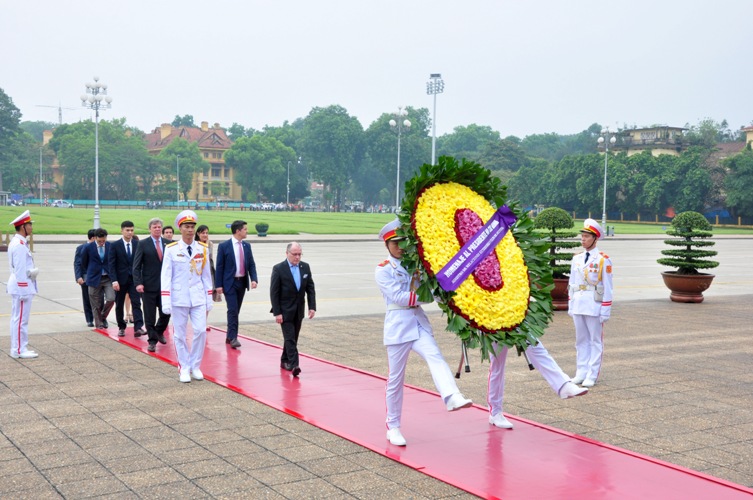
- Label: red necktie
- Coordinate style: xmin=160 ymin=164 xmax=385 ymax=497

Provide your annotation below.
xmin=238 ymin=240 xmax=245 ymax=276
xmin=155 ymin=239 xmax=163 ymax=261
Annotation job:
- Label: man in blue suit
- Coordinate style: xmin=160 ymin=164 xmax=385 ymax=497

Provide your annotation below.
xmin=215 ymin=220 xmax=258 ymax=348
xmin=74 ymin=229 xmax=96 ymax=327
xmin=108 ymin=220 xmax=145 ymax=337
xmin=79 ymin=228 xmax=115 ymax=329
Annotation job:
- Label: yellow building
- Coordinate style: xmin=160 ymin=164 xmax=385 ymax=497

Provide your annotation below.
xmin=144 ymin=121 xmax=238 ymax=202
xmin=615 ymin=126 xmax=687 ymax=157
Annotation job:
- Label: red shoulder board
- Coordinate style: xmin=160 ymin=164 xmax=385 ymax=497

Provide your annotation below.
xmin=600 ymin=252 xmax=609 ymax=258
xmin=20 ymin=240 xmax=25 ymax=245
xmin=378 ymin=260 xmax=390 ymax=267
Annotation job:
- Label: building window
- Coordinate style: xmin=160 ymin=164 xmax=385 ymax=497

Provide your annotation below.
xmin=203 ymin=152 xmax=209 ymax=158
xmin=212 ymin=167 xmax=221 ymax=178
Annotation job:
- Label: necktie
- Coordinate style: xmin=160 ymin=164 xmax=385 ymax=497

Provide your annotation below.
xmin=126 ymin=242 xmax=131 ymax=259
xmin=238 ymin=241 xmax=245 ymax=276
xmin=187 ymin=245 xmax=192 ymax=256
xmin=98 ymin=245 xmax=104 ymax=261
xmin=585 ymin=252 xmax=590 ymax=264
xmin=292 ymin=265 xmax=301 ymax=290
xmin=155 ymin=239 xmax=163 ymax=261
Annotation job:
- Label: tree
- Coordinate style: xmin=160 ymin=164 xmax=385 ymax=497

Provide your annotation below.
xmin=0 ymin=87 xmax=23 ymax=191
xmin=298 ymin=105 xmax=364 ymax=210
xmin=20 ymin=120 xmax=57 ymax=142
xmin=724 ymin=148 xmax=753 ymax=218
xmin=479 ymin=137 xmax=528 ymax=172
xmin=156 ymin=138 xmax=209 ymax=202
xmin=363 ymin=107 xmax=431 ymax=205
xmin=171 ymin=114 xmax=195 ymax=128
xmin=684 ymin=118 xmax=738 ymax=148
xmin=438 ymin=124 xmax=499 ymax=160
xmin=225 ymin=135 xmax=296 ymax=202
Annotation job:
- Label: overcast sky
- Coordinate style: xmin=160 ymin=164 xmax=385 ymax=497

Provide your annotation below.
xmin=2 ymin=1 xmax=751 ymax=139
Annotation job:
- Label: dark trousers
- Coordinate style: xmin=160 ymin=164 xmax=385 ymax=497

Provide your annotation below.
xmin=142 ymin=290 xmax=170 ymax=344
xmin=225 ymin=278 xmax=247 ymax=340
xmin=115 ymin=276 xmax=144 ymax=330
xmin=280 ymin=317 xmax=303 ymax=368
xmin=80 ymin=283 xmax=94 ymax=324
xmin=89 ymin=276 xmax=115 ymax=328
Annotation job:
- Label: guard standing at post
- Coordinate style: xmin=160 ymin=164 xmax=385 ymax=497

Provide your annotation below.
xmin=160 ymin=210 xmax=214 ymax=383
xmin=568 ymin=218 xmax=614 ymax=388
xmin=7 ymin=210 xmax=39 ymax=359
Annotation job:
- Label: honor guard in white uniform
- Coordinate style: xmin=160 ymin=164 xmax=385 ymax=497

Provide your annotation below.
xmin=7 ymin=210 xmax=39 ymax=359
xmin=568 ymin=218 xmax=614 ymax=387
xmin=160 ymin=210 xmax=214 ymax=383
xmin=375 ymin=219 xmax=472 ymax=447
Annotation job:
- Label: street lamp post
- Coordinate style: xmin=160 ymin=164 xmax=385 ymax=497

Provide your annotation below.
xmin=80 ymin=76 xmax=112 ymax=229
xmin=389 ymin=107 xmax=411 ymax=210
xmin=287 ymin=160 xmax=291 ymax=207
xmin=39 ymin=147 xmax=43 ymax=205
xmin=426 ymin=73 xmax=444 ymax=165
xmin=176 ymin=155 xmax=180 ymax=203
xmin=597 ymin=127 xmax=617 ymax=228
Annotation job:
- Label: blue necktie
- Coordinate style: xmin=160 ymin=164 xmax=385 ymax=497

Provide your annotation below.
xmin=292 ymin=265 xmax=301 ymax=290
xmin=98 ymin=245 xmax=104 ymax=261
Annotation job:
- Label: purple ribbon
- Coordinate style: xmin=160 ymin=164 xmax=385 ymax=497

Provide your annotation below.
xmin=436 ymin=205 xmax=517 ymax=292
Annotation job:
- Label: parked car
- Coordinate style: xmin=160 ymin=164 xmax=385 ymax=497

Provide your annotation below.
xmin=51 ymin=199 xmax=74 ymax=208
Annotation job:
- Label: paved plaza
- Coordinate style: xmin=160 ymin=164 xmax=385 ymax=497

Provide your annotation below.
xmin=1 ymin=234 xmax=752 ymax=498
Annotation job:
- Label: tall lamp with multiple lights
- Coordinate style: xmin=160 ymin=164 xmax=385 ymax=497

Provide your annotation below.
xmin=176 ymin=155 xmax=180 ymax=203
xmin=389 ymin=107 xmax=411 ymax=209
xmin=39 ymin=147 xmax=44 ymax=204
xmin=426 ymin=73 xmax=444 ymax=165
xmin=597 ymin=127 xmax=617 ymax=228
xmin=80 ymin=76 xmax=112 ymax=229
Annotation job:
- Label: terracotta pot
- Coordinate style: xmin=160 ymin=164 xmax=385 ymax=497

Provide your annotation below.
xmin=551 ymin=277 xmax=569 ymax=311
xmin=660 ymin=271 xmax=715 ymax=303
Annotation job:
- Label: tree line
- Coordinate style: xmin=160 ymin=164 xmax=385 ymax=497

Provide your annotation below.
xmin=2 ymin=87 xmax=752 ymax=218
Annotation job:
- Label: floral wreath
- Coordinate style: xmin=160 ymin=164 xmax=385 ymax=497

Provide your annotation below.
xmin=396 ymin=156 xmax=554 ymax=359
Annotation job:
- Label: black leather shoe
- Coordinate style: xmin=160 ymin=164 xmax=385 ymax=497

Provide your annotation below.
xmin=86 ymin=322 xmax=94 ymax=328
xmin=229 ymin=339 xmax=241 ymax=349
xmin=118 ymin=329 xmax=126 ymax=337
xmin=292 ymin=366 xmax=301 ymax=377
xmin=157 ymin=335 xmax=166 ymax=345
xmin=280 ymin=362 xmax=292 ymax=371
xmin=134 ymin=329 xmax=146 ymax=337
xmin=147 ymin=343 xmax=156 ymax=352
xmin=102 ymin=320 xmax=109 ymax=328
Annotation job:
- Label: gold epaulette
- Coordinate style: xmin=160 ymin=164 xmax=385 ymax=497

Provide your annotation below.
xmin=600 ymin=251 xmax=609 ymax=258
xmin=378 ymin=259 xmax=390 ymax=267
xmin=197 ymin=241 xmax=208 ymax=248
xmin=166 ymin=241 xmax=178 ymax=247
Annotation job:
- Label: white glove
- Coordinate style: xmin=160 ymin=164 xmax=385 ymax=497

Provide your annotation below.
xmin=206 ymin=301 xmax=213 ymax=312
xmin=600 ymin=305 xmax=611 ymax=324
xmin=567 ymin=300 xmax=573 ymax=317
xmin=27 ymin=268 xmax=39 ymax=279
xmin=162 ymin=307 xmax=171 ymax=316
xmin=19 ymin=295 xmax=32 ymax=303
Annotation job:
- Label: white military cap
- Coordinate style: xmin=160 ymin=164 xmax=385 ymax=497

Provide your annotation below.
xmin=10 ymin=210 xmax=32 ymax=228
xmin=175 ymin=210 xmax=198 ymax=227
xmin=580 ymin=218 xmax=603 ymax=239
xmin=379 ymin=219 xmax=405 ymax=242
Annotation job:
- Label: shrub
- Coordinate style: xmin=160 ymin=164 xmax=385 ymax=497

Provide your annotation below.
xmin=533 ymin=207 xmax=580 ymax=279
xmin=657 ymin=211 xmax=719 ymax=275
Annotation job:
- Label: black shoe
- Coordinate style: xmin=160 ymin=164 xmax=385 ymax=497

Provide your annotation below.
xmin=292 ymin=366 xmax=301 ymax=377
xmin=226 ymin=338 xmax=241 ymax=348
xmin=118 ymin=329 xmax=126 ymax=337
xmin=134 ymin=329 xmax=146 ymax=337
xmin=102 ymin=320 xmax=109 ymax=329
xmin=280 ymin=362 xmax=292 ymax=371
xmin=147 ymin=343 xmax=156 ymax=352
xmin=157 ymin=335 xmax=167 ymax=345
xmin=86 ymin=322 xmax=94 ymax=328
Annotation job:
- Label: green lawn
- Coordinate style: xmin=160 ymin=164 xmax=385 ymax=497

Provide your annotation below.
xmin=1 ymin=206 xmax=751 ymax=236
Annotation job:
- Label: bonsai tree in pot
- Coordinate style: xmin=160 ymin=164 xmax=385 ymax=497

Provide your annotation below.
xmin=255 ymin=222 xmax=269 ymax=237
xmin=657 ymin=210 xmax=719 ymax=303
xmin=533 ymin=207 xmax=581 ymax=310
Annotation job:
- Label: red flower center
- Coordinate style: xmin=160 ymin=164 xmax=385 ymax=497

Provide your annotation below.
xmin=454 ymin=209 xmax=503 ymax=292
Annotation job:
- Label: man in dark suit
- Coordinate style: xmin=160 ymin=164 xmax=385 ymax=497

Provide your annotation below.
xmin=108 ymin=220 xmax=145 ymax=338
xmin=74 ymin=228 xmax=96 ymax=327
xmin=79 ymin=228 xmax=115 ymax=329
xmin=270 ymin=242 xmax=316 ymax=377
xmin=215 ymin=220 xmax=258 ymax=348
xmin=133 ymin=217 xmax=171 ymax=352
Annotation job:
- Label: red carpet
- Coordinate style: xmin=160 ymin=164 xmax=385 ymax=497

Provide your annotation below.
xmin=95 ymin=325 xmax=753 ymax=499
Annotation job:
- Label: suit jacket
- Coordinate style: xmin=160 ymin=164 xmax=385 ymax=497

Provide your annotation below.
xmin=133 ymin=236 xmax=170 ymax=292
xmin=108 ymin=238 xmax=138 ymax=285
xmin=79 ymin=241 xmax=112 ymax=288
xmin=270 ymin=260 xmax=316 ymax=322
xmin=74 ymin=242 xmax=88 ymax=281
xmin=215 ymin=238 xmax=258 ymax=291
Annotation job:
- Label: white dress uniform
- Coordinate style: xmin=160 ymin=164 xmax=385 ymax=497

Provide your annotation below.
xmin=376 ymin=255 xmax=466 ymax=430
xmin=7 ymin=211 xmax=38 ymax=359
xmin=160 ymin=237 xmax=213 ymax=379
xmin=568 ymin=219 xmax=614 ymax=385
